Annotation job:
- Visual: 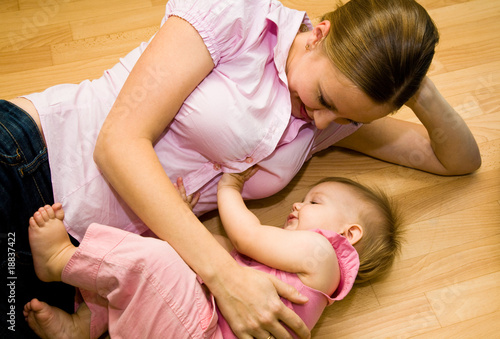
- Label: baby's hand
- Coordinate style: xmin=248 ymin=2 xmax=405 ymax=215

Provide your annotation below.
xmin=173 ymin=177 xmax=200 ymax=211
xmin=218 ymin=167 xmax=259 ymax=192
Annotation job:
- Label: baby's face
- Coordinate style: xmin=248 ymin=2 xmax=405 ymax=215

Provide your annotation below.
xmin=284 ymin=181 xmax=363 ymax=234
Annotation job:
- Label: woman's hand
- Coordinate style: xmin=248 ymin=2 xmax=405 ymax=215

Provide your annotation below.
xmin=404 ymin=76 xmax=481 ymax=174
xmin=210 ymin=265 xmax=310 ymax=339
xmin=404 ymin=76 xmax=441 ymax=111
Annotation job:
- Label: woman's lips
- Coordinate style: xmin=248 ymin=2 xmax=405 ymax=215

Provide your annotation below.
xmin=300 ymin=104 xmax=312 ymax=123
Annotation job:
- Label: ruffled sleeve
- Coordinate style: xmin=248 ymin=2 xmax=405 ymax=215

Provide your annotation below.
xmin=164 ymin=0 xmax=271 ymax=67
xmin=312 ymin=229 xmax=360 ymax=302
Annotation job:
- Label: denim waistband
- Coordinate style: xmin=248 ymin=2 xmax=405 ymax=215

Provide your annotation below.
xmin=0 ymin=99 xmax=53 ymax=252
xmin=0 ymin=100 xmax=46 ymax=173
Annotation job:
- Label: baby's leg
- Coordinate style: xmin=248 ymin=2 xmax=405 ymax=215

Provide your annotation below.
xmin=23 ymin=298 xmax=90 ymax=339
xmin=25 ymin=204 xmax=91 ymax=338
xmin=28 ymin=203 xmax=76 ymax=282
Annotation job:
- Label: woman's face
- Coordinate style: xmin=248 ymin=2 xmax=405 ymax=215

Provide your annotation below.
xmin=287 ymin=46 xmax=394 ymax=129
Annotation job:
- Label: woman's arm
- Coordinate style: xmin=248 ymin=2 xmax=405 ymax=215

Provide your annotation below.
xmin=217 ymin=172 xmax=339 ymax=296
xmin=336 ymin=77 xmax=481 ymax=175
xmin=94 ymin=15 xmax=218 ymax=290
xmin=94 ymin=17 xmax=309 ymax=339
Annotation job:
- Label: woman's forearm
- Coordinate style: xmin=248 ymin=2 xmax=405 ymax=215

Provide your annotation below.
xmin=94 ymin=136 xmax=237 ymax=281
xmin=92 ymin=14 xmax=227 ymax=279
xmin=408 ymin=77 xmax=481 ymax=174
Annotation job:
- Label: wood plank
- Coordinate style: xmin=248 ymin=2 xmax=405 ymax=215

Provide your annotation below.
xmin=0 ymin=45 xmax=52 ymax=74
xmin=0 ymin=22 xmax=72 ymax=52
xmin=399 ymin=201 xmax=500 ymax=261
xmin=431 ymin=61 xmax=500 ymax=99
xmin=70 ymin=5 xmax=164 ymax=40
xmin=0 ymin=0 xmax=153 ymax=33
xmin=281 ymin=0 xmax=337 ymax=21
xmin=372 ymin=234 xmax=500 ymax=305
xmin=312 ymin=296 xmax=441 ymax=338
xmin=435 ymin=38 xmax=500 ymax=73
xmin=0 ymin=54 xmax=122 ymax=99
xmin=395 ymin=169 xmax=499 ymax=224
xmin=50 ymin=26 xmax=158 ymax=65
xmin=411 ymin=311 xmax=500 ymax=339
xmin=429 ymin=0 xmax=500 ymax=29
xmin=426 ymin=271 xmax=500 ymax=326
xmin=0 ymin=0 xmax=19 ymax=12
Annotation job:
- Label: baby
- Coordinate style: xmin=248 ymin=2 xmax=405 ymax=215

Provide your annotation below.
xmin=24 ymin=172 xmax=402 ymax=338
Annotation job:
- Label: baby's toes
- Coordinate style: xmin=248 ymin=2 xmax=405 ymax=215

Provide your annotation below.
xmin=37 ymin=207 xmax=50 ymax=222
xmin=43 ymin=205 xmax=56 ymax=219
xmin=52 ymin=203 xmax=65 ymax=221
xmin=33 ymin=211 xmax=46 ymax=226
xmin=29 ymin=216 xmax=39 ymax=229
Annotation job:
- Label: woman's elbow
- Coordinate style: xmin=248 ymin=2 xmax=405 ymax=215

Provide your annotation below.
xmin=469 ymin=151 xmax=482 ymax=172
xmin=444 ymin=151 xmax=482 ymax=176
xmin=462 ymin=152 xmax=482 ymax=174
xmin=93 ymin=130 xmax=113 ymax=169
xmin=459 ymin=144 xmax=482 ymax=174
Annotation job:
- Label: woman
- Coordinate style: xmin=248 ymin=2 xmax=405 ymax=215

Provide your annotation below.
xmin=1 ymin=0 xmax=479 ymax=337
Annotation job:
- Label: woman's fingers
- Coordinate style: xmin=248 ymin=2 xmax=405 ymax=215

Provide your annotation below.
xmin=268 ymin=275 xmax=310 ymax=339
xmin=212 ymin=267 xmax=310 ymax=339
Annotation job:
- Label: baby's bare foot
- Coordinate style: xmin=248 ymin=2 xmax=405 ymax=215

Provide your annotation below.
xmin=29 ymin=203 xmax=76 ymax=282
xmin=24 ymin=298 xmax=90 ymax=339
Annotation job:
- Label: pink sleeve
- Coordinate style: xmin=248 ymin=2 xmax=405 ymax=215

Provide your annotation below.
xmin=164 ymin=0 xmax=270 ymax=66
xmin=312 ymin=229 xmax=360 ymax=302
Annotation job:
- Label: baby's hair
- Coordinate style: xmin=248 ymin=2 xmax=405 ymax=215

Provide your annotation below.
xmin=314 ymin=177 xmax=404 ymax=283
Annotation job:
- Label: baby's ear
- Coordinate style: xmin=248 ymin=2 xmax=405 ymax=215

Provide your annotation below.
xmin=344 ymin=224 xmax=363 ymax=245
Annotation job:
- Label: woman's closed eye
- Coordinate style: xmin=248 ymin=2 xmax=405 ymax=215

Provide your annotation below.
xmin=318 ymin=94 xmax=334 ymax=111
xmin=318 ymin=94 xmax=361 ymax=126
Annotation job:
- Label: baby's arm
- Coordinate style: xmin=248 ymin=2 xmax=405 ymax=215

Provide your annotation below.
xmin=217 ymin=170 xmax=340 ymax=295
xmin=173 ymin=177 xmax=200 ymax=211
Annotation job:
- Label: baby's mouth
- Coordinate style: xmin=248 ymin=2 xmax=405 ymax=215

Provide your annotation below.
xmin=286 ymin=213 xmax=297 ymax=224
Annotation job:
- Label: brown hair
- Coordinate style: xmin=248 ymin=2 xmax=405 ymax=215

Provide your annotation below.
xmin=316 ymin=177 xmax=404 ymax=283
xmin=321 ymin=0 xmax=439 ymax=109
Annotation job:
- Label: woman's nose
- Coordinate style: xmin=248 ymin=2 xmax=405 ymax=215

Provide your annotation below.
xmin=313 ymin=110 xmax=337 ymax=130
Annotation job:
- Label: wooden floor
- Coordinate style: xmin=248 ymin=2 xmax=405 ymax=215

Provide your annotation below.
xmin=1 ymin=0 xmax=499 ymax=338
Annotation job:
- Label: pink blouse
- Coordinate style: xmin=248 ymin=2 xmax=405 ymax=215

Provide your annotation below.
xmin=24 ymin=0 xmax=361 ymax=241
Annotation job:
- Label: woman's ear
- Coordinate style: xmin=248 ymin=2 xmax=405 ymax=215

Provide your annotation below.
xmin=343 ymin=224 xmax=363 ymax=245
xmin=307 ymin=20 xmax=331 ymax=48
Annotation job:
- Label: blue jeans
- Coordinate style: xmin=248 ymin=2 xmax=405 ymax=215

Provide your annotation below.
xmin=0 ymin=100 xmax=75 ymax=338
xmin=0 ymin=100 xmax=53 ymax=253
